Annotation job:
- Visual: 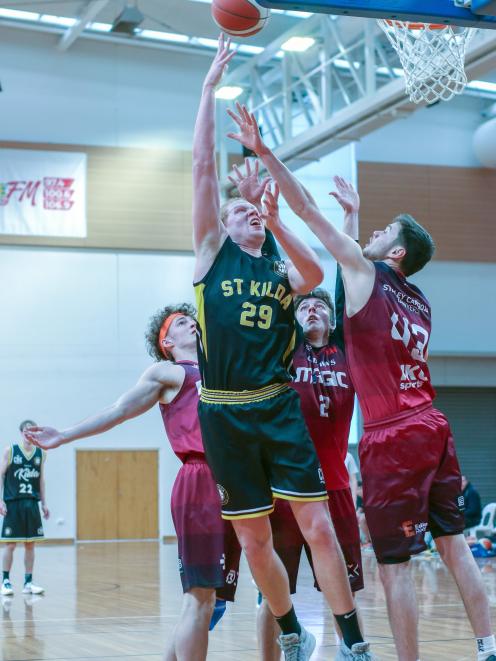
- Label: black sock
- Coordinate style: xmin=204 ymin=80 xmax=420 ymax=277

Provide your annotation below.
xmin=275 ymin=606 xmax=302 ymax=636
xmin=334 ymin=609 xmax=364 ymax=649
xmin=2 ymin=571 xmax=9 ymax=582
xmin=24 ymin=573 xmax=32 ymax=585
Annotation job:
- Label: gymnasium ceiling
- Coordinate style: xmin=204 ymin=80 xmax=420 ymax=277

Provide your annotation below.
xmin=0 ymin=0 xmax=305 ymax=49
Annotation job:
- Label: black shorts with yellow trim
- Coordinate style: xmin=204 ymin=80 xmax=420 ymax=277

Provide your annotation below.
xmin=198 ymin=384 xmax=328 ymax=520
xmin=1 ymin=498 xmax=44 ymax=542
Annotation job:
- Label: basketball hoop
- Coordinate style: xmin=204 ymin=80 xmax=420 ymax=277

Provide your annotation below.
xmin=377 ymin=19 xmax=476 ymax=104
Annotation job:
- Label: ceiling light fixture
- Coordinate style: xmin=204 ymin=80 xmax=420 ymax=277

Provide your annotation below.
xmin=281 ymin=36 xmax=315 ymax=52
xmin=215 ymin=86 xmax=243 ymax=100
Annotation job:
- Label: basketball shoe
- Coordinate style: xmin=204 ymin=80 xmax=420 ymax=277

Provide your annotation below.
xmin=22 ymin=582 xmax=44 ymax=594
xmin=278 ymin=627 xmax=316 ymax=660
xmin=1 ymin=580 xmax=13 ymax=596
xmin=336 ymin=640 xmax=374 ymax=660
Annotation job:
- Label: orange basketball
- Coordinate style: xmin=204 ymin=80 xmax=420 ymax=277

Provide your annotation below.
xmin=211 ymin=0 xmax=270 ymax=37
xmin=479 ymin=537 xmax=493 ymax=551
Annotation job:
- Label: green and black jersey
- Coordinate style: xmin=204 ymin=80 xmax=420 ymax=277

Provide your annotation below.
xmin=3 ymin=444 xmax=44 ymax=501
xmin=195 ymin=236 xmax=297 ymax=391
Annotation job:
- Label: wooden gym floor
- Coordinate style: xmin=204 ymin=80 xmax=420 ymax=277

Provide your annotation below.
xmin=1 ymin=541 xmax=495 ymax=660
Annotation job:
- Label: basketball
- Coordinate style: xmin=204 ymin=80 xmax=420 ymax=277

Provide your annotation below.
xmin=479 ymin=537 xmax=493 ymax=551
xmin=211 ymin=0 xmax=270 ymax=37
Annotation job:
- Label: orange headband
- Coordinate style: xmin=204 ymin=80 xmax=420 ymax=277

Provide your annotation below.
xmin=158 ymin=313 xmax=184 ymax=358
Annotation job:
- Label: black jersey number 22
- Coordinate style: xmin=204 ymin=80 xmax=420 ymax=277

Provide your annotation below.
xmin=240 ymin=302 xmax=273 ymax=330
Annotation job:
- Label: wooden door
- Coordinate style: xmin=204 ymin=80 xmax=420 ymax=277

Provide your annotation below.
xmin=77 ymin=450 xmax=158 ymax=540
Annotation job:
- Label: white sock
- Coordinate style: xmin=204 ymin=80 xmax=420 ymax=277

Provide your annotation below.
xmin=477 ymin=634 xmax=496 ymax=660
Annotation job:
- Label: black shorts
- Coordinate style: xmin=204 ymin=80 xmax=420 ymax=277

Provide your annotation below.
xmin=198 ymin=385 xmax=328 ymax=520
xmin=1 ymin=499 xmax=44 ymax=542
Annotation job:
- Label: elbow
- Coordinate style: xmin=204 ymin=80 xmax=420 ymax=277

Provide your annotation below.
xmin=308 ymin=263 xmax=324 ymax=291
xmin=192 ymin=159 xmax=213 ymax=176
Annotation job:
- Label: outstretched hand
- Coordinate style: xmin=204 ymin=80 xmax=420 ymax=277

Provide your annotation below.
xmin=227 ymin=103 xmax=265 ymax=155
xmin=228 ymin=158 xmax=270 ymax=207
xmin=204 ymin=33 xmax=236 ymax=89
xmin=329 ymin=176 xmax=360 ymax=214
xmin=261 ymin=181 xmax=280 ymax=232
xmin=24 ymin=427 xmax=65 ymax=451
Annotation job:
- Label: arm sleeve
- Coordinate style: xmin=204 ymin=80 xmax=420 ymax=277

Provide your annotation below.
xmin=333 ymin=264 xmax=345 ymax=351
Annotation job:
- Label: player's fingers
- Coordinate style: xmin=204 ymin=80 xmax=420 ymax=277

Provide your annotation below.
xmin=245 ymin=158 xmax=251 ymax=175
xmin=227 ymin=176 xmax=237 ymax=186
xmin=233 ymin=163 xmax=242 ymax=178
xmin=254 ymin=159 xmax=259 ymax=176
xmin=227 ymin=108 xmax=243 ymax=126
xmin=227 ymin=132 xmax=242 ymax=143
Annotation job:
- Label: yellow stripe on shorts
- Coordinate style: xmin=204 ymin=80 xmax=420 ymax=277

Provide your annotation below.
xmin=200 ymin=382 xmax=288 ymax=405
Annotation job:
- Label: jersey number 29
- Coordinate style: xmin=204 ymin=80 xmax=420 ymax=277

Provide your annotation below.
xmin=240 ymin=302 xmax=273 ymax=330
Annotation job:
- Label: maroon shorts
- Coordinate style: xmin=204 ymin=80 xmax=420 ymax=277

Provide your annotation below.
xmin=269 ymin=488 xmax=364 ymax=593
xmin=171 ymin=459 xmax=241 ymax=600
xmin=359 ymin=405 xmax=465 ymax=564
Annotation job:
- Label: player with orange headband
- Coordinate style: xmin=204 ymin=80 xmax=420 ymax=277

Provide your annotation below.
xmin=25 ymin=303 xmax=242 ymax=661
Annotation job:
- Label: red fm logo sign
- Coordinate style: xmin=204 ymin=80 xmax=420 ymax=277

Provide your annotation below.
xmin=0 ymin=177 xmax=75 ymax=210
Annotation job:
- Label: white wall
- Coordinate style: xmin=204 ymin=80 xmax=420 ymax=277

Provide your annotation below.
xmin=0 ymin=246 xmax=196 ymax=538
xmin=356 ymin=95 xmax=488 ymax=167
xmin=0 ymin=27 xmax=208 ymax=151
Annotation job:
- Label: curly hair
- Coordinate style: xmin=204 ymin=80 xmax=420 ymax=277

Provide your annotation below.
xmin=144 ymin=303 xmax=197 ymax=362
xmin=294 ymin=288 xmax=336 ymax=328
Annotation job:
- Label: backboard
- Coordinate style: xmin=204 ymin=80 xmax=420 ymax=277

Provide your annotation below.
xmin=258 ymin=0 xmax=496 ymax=28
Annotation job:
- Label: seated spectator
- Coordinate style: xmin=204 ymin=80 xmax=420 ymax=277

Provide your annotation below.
xmin=462 ymin=474 xmax=482 ymax=530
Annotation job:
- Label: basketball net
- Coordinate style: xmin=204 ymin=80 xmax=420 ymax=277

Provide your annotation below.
xmin=377 ymin=20 xmax=476 ymax=104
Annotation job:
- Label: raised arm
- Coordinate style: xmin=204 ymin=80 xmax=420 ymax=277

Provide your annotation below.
xmin=261 ymin=182 xmax=323 ymax=294
xmin=228 ymin=157 xmax=271 ymax=213
xmin=227 ymin=104 xmax=369 ymax=273
xmin=192 ymin=35 xmax=235 ymax=279
xmin=26 ymin=362 xmax=184 ymax=450
xmin=332 ymin=176 xmax=360 ymax=347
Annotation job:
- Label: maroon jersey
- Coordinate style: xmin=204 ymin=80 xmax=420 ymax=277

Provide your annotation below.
xmin=159 ymin=361 xmax=204 ymax=462
xmin=291 ymin=342 xmax=355 ymax=490
xmin=344 ymin=262 xmax=436 ymax=424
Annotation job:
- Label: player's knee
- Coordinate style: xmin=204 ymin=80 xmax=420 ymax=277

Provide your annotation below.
xmin=5 ymin=542 xmax=16 ymax=551
xmin=301 ymin=515 xmax=336 ymax=550
xmin=434 ymin=534 xmax=463 ymax=564
xmin=378 ymin=559 xmax=410 ymax=584
xmin=184 ymin=588 xmax=216 ymax=613
xmin=24 ymin=541 xmax=35 ymax=549
xmin=239 ymin=533 xmax=273 ymax=566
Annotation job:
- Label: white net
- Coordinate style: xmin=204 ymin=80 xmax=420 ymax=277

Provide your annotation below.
xmin=377 ymin=20 xmax=475 ymax=104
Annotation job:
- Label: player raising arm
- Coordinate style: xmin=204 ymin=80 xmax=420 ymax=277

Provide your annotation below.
xmin=191 ymin=36 xmax=373 ymax=661
xmin=227 ymin=104 xmax=496 ymax=661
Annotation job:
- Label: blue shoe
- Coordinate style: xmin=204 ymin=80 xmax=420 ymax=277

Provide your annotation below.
xmin=208 ymin=598 xmax=226 ymax=631
xmin=336 ymin=640 xmax=374 ymax=660
xmin=278 ymin=627 xmax=316 ymax=660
